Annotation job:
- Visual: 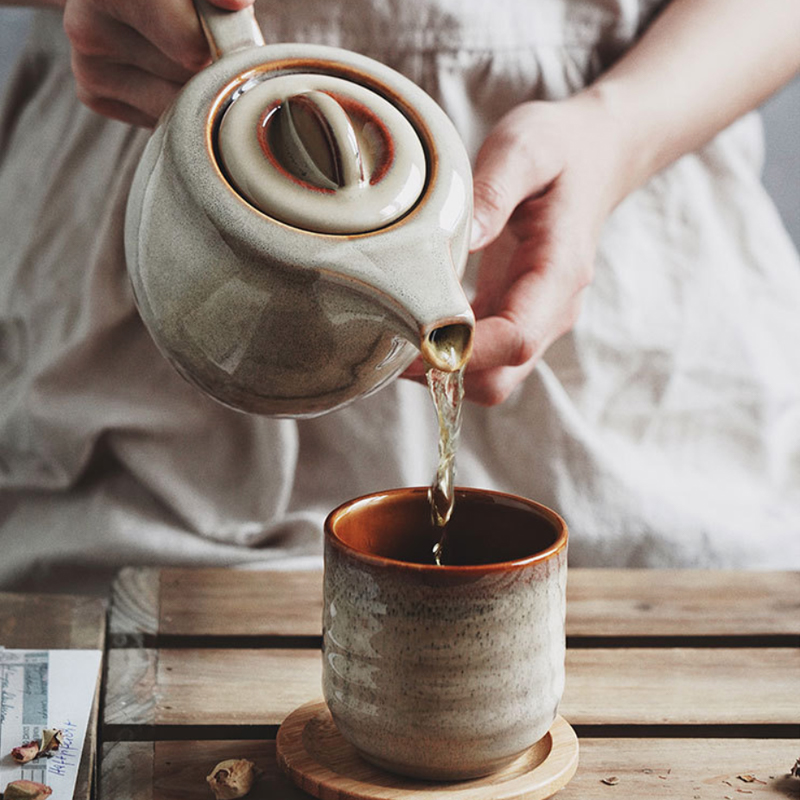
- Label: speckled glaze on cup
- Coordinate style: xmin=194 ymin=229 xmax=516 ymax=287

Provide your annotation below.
xmin=322 ymin=488 xmax=568 ymax=781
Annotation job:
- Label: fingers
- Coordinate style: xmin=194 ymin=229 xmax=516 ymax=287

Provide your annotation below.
xmin=463 ymin=363 xmax=531 ymax=407
xmin=468 ymin=275 xmax=562 ymax=374
xmin=469 ymin=228 xmax=517 ymax=320
xmin=465 ymin=284 xmax=584 ymax=406
xmin=63 ymin=0 xmax=255 ymax=125
xmin=71 ymin=54 xmax=184 ymax=125
xmin=110 ymin=3 xmax=209 ymax=72
xmin=416 ymin=101 xmax=599 ymax=405
xmin=119 ymin=0 xmax=255 ymax=69
xmin=70 ymin=13 xmax=197 ymax=83
xmin=64 ymin=0 xmax=205 ymax=73
xmin=464 ymin=185 xmax=593 ymax=404
xmin=470 ymin=103 xmax=563 ymax=251
xmin=66 ymin=7 xmax=194 ymax=125
xmin=403 ymin=240 xmax=589 ymax=406
xmin=77 ymin=97 xmax=160 ymax=128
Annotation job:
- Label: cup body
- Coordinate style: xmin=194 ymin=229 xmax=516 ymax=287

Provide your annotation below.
xmin=322 ymin=487 xmax=568 ymax=780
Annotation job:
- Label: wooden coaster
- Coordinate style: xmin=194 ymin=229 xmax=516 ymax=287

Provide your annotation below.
xmin=276 ymin=700 xmax=579 ymax=800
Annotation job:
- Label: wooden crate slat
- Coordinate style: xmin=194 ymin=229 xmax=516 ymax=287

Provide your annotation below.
xmin=107 ymin=569 xmax=800 ymax=640
xmin=108 ymin=568 xmax=160 ymax=644
xmin=99 ymin=738 xmax=800 ymax=800
xmin=0 ymin=591 xmax=106 ymax=650
xmin=160 ymin=569 xmax=323 ymax=638
xmin=103 ymin=647 xmax=800 ymax=730
xmin=566 ymin=570 xmax=800 ymax=637
xmin=100 ymin=741 xmax=155 ymax=800
xmin=559 ymin=737 xmax=799 ymax=799
xmin=156 ymin=650 xmax=321 ymax=726
xmin=155 ymin=740 xmax=306 ymax=800
xmin=105 ymin=649 xmax=159 ymax=726
xmin=562 ymin=648 xmax=799 ymax=725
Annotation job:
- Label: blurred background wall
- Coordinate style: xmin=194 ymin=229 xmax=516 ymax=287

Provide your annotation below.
xmin=1 ymin=7 xmax=798 ymax=248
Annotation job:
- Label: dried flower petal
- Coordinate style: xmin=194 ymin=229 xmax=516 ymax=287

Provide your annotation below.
xmin=39 ymin=729 xmax=63 ymax=755
xmin=601 ymin=776 xmax=619 ymax=786
xmin=2 ymin=779 xmax=53 ymax=800
xmin=738 ymin=774 xmax=767 ymax=785
xmin=206 ymin=759 xmax=258 ymax=800
xmin=10 ymin=741 xmax=40 ymax=764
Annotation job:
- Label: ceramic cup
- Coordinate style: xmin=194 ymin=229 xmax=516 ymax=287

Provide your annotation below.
xmin=322 ymin=487 xmax=568 ymax=781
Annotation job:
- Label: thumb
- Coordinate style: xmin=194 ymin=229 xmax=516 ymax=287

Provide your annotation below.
xmin=470 ymin=107 xmax=560 ymax=251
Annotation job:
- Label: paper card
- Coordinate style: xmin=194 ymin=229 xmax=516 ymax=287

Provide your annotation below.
xmin=0 ymin=649 xmax=102 ymax=798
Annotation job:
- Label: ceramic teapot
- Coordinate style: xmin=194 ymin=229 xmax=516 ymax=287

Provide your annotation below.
xmin=125 ymin=0 xmax=475 ymax=417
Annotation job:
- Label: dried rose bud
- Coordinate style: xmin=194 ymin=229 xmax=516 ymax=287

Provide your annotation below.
xmin=2 ymin=779 xmax=53 ymax=800
xmin=206 ymin=759 xmax=258 ymax=800
xmin=10 ymin=741 xmax=40 ymax=764
xmin=39 ymin=729 xmax=63 ymax=755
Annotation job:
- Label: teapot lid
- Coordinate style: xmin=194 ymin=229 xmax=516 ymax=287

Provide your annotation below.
xmin=216 ymin=73 xmax=427 ymax=234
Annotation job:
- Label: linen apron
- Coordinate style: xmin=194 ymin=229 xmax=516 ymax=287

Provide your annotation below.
xmin=1 ymin=0 xmax=799 ymax=593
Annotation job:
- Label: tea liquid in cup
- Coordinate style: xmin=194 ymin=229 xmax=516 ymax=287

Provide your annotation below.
xmin=322 ymin=487 xmax=568 ymax=781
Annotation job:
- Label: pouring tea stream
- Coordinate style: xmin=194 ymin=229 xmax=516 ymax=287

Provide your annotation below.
xmin=124 ymin=0 xmax=475 ymax=418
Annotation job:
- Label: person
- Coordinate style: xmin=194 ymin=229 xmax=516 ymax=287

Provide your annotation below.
xmin=1 ymin=0 xmax=799 ymax=594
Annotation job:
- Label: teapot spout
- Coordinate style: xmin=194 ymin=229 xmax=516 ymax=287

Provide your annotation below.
xmin=353 ymin=224 xmax=475 ymax=374
xmin=420 ymin=321 xmax=473 ymax=372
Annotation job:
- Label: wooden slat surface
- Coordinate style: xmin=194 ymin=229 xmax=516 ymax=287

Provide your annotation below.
xmin=566 ymin=570 xmax=800 ymax=638
xmin=109 ymin=568 xmax=800 ymax=640
xmin=559 ymin=738 xmax=800 ymax=800
xmin=160 ymin=570 xmax=323 ymax=638
xmin=101 ymin=568 xmax=800 ymax=800
xmin=104 ymin=649 xmax=158 ymax=728
xmin=0 ymin=591 xmax=106 ymax=800
xmin=104 ymin=647 xmax=800 ymax=729
xmin=100 ymin=738 xmax=800 ymax=800
xmin=101 ymin=741 xmax=155 ymax=800
xmin=563 ymin=648 xmax=799 ymax=725
xmin=108 ymin=568 xmax=160 ymax=644
xmin=0 ymin=591 xmax=107 ymax=650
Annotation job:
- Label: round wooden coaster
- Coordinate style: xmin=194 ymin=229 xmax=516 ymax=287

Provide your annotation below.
xmin=276 ymin=700 xmax=579 ymax=800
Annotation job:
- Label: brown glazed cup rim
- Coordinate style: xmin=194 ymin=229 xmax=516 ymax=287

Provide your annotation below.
xmin=324 ymin=486 xmax=568 ymax=574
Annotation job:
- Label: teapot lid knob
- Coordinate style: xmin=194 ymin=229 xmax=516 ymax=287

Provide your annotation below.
xmin=216 ymin=73 xmax=427 ymax=234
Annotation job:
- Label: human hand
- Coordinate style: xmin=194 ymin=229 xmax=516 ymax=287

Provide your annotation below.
xmin=403 ymin=0 xmax=800 ymax=407
xmin=407 ymin=93 xmax=625 ymax=405
xmin=62 ymin=0 xmax=254 ymax=127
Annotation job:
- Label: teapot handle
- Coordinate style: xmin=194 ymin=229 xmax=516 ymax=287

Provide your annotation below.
xmin=195 ymin=0 xmax=265 ymax=60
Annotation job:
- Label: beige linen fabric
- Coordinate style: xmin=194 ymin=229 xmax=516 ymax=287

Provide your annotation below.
xmin=1 ymin=0 xmax=799 ymax=593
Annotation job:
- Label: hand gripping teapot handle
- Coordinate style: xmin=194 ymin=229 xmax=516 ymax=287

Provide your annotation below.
xmin=195 ymin=0 xmax=265 ymax=60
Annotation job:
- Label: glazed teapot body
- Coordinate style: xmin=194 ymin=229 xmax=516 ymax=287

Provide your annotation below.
xmin=125 ymin=4 xmax=474 ymax=417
